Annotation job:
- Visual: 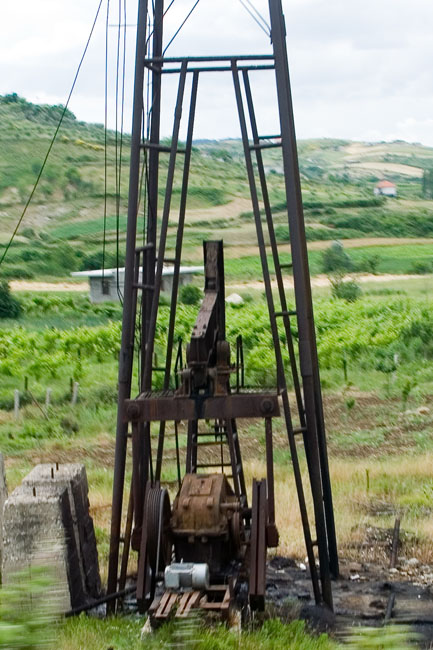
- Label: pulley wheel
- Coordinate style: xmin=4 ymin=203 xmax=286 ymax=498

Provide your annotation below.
xmin=145 ymin=486 xmax=172 ymax=575
xmin=230 ymin=511 xmax=243 ymax=557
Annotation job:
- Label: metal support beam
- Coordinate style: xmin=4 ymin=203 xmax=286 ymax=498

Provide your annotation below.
xmin=107 ymin=0 xmax=149 ymax=609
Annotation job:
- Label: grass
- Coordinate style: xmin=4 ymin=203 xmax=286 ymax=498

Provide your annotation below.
xmin=1 ymin=287 xmax=433 ymax=646
xmin=3 ymin=94 xmax=433 ymax=284
xmin=58 ymin=616 xmax=335 ymax=650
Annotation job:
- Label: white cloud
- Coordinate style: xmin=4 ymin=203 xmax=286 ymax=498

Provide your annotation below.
xmin=1 ymin=0 xmax=433 ymax=145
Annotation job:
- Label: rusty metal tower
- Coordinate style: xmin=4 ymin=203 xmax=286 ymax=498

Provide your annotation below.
xmin=107 ymin=0 xmax=338 ymax=617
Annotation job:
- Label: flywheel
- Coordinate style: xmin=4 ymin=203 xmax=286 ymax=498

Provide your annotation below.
xmin=144 ymin=486 xmax=172 ymax=575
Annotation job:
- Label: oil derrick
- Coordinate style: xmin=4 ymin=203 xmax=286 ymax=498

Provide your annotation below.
xmin=107 ymin=0 xmax=339 ymax=619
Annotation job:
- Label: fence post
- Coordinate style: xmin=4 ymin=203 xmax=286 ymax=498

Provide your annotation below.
xmin=14 ymin=390 xmax=20 ymax=420
xmin=71 ymin=382 xmax=79 ymax=406
xmin=45 ymin=388 xmax=52 ymax=409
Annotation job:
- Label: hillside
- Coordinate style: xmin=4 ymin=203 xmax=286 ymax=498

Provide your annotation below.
xmin=1 ymin=94 xmax=433 ymax=279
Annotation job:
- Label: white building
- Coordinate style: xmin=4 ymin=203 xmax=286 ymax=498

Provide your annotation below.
xmin=374 ymin=180 xmax=397 ymax=197
xmin=71 ymin=265 xmax=203 ymax=303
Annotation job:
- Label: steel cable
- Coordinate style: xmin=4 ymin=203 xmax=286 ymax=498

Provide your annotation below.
xmin=239 ymin=0 xmax=271 ymax=37
xmin=115 ymin=0 xmax=128 ymax=302
xmin=163 ymin=0 xmax=201 ymax=55
xmin=102 ymin=0 xmax=111 ymax=279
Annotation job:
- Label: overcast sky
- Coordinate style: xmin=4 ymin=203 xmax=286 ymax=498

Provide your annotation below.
xmin=1 ymin=0 xmax=433 ymax=145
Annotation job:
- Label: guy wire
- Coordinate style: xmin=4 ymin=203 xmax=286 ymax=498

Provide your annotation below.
xmin=102 ymin=0 xmax=111 ymax=280
xmin=0 ymin=0 xmax=105 ymax=268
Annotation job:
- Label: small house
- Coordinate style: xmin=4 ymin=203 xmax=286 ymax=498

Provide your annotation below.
xmin=71 ymin=265 xmax=203 ymax=303
xmin=374 ymin=180 xmax=397 ymax=197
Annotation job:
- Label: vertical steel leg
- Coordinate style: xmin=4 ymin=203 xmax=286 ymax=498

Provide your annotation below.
xmin=186 ymin=420 xmax=198 ymax=473
xmin=107 ymin=0 xmax=149 ymax=607
xmin=242 ymin=69 xmax=305 ymax=425
xmin=232 ymin=57 xmax=324 ymax=606
xmin=269 ymin=0 xmax=338 ymax=603
xmin=142 ymin=61 xmax=188 ymax=390
xmin=264 ymin=418 xmax=278 ymax=547
xmin=141 ymin=0 xmax=164 ymax=382
xmin=155 ymin=71 xmax=199 ymax=481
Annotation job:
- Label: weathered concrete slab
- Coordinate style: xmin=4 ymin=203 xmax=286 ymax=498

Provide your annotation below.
xmin=2 ymin=483 xmax=80 ymax=611
xmin=22 ymin=463 xmax=101 ymax=599
xmin=0 ymin=452 xmax=7 ymax=574
xmin=2 ymin=463 xmax=100 ymax=611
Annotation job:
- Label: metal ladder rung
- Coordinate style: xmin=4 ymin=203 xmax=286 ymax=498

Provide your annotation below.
xmin=279 ymin=262 xmax=293 ymax=270
xmin=195 ymin=440 xmax=227 ymax=447
xmin=133 ymin=283 xmax=154 ymax=290
xmin=196 ymin=432 xmax=226 ymax=437
xmin=140 ymin=140 xmax=186 ymax=154
xmin=196 ymin=462 xmax=232 ymax=469
xmin=164 ymin=258 xmax=176 ymax=264
xmin=249 ymin=141 xmax=282 ymax=151
xmin=152 ymin=367 xmax=166 ymax=372
xmin=293 ymin=426 xmax=307 ymax=435
xmin=258 ymin=134 xmax=281 ymax=140
xmin=274 ymin=310 xmax=296 ymax=318
xmin=135 ymin=244 xmax=154 ymax=253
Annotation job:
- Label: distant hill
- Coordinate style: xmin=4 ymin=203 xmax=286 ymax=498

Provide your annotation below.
xmin=1 ymin=94 xmax=433 ymax=279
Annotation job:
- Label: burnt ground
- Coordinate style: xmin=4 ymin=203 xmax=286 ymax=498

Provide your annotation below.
xmin=267 ymin=555 xmax=433 ymax=647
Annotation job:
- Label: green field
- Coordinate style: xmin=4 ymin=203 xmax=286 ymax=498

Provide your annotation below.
xmin=2 ymin=96 xmax=433 ymax=648
xmin=1 ymin=287 xmax=433 ymax=647
xmin=1 ymin=94 xmax=433 ymax=283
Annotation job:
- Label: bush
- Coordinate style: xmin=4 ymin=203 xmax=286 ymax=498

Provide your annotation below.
xmin=321 ymin=242 xmax=353 ymax=274
xmin=331 ymin=278 xmax=362 ymax=302
xmin=0 ymin=281 xmax=22 ymax=318
xmin=0 ymin=267 xmax=34 ymax=280
xmin=410 ymin=260 xmax=432 ymax=274
xmin=0 ymin=566 xmax=57 ymax=649
xmin=358 ymin=253 xmax=381 ymax=274
xmin=179 ymin=284 xmax=202 ymax=305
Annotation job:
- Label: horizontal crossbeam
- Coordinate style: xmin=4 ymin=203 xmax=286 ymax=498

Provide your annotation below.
xmin=124 ymin=392 xmax=280 ymax=422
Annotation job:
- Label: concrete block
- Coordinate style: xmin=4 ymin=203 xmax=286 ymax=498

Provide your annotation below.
xmin=0 ymin=452 xmax=7 ymax=572
xmin=22 ymin=463 xmax=101 ymax=600
xmin=2 ymin=483 xmax=81 ymax=611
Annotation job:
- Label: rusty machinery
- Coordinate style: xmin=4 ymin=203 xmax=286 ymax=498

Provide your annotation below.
xmin=107 ymin=0 xmax=339 ymax=621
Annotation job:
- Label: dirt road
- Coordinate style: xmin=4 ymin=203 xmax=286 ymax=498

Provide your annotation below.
xmin=226 ymin=272 xmax=426 ymax=291
xmin=10 ymin=281 xmax=88 ymax=292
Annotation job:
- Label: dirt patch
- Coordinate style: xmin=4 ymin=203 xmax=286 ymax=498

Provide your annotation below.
xmin=221 ymin=237 xmax=433 ymax=260
xmin=267 ymin=555 xmax=433 ymax=646
xmin=184 ymin=197 xmax=254 ymax=223
xmin=349 ymin=161 xmax=423 ymax=178
xmin=24 ymin=433 xmax=115 ymax=467
xmin=226 ymin=272 xmax=426 ymax=292
xmin=10 ymin=280 xmax=88 ymax=292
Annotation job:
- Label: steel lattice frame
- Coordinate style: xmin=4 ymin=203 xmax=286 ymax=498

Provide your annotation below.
xmin=107 ymin=0 xmax=338 ymax=613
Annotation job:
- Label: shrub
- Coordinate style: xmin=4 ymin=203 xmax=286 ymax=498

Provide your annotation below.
xmin=358 ymin=253 xmax=381 ymax=274
xmin=0 ymin=267 xmax=34 ymax=280
xmin=179 ymin=284 xmax=202 ymax=305
xmin=0 ymin=566 xmax=57 ymax=649
xmin=331 ymin=278 xmax=362 ymax=302
xmin=0 ymin=281 xmax=22 ymax=318
xmin=410 ymin=260 xmax=432 ymax=274
xmin=321 ymin=242 xmax=353 ymax=274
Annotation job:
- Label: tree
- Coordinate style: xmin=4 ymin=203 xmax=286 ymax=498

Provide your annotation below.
xmin=422 ymin=169 xmax=433 ymax=199
xmin=179 ymin=284 xmax=201 ymax=305
xmin=0 ymin=281 xmax=22 ymax=318
xmin=321 ymin=241 xmax=353 ymax=274
xmin=330 ymin=278 xmax=361 ymax=302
